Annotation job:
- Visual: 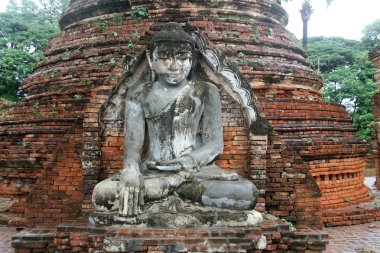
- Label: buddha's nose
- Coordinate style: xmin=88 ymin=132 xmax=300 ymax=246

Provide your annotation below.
xmin=168 ymin=57 xmax=179 ymax=70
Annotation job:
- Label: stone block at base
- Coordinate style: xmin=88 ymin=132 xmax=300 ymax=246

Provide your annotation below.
xmin=11 ymin=216 xmax=328 ymax=252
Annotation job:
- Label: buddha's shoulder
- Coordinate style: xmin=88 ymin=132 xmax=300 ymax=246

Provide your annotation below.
xmin=193 ymin=81 xmax=219 ymax=93
xmin=126 ymin=81 xmax=153 ymax=99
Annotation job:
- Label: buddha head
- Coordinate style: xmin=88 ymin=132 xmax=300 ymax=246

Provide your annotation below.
xmin=150 ymin=23 xmax=195 ymax=85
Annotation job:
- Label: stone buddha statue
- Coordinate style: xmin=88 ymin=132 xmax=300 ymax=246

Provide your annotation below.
xmin=91 ymin=23 xmax=260 ymax=227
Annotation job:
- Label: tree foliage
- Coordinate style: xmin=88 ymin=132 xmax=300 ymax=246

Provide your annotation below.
xmin=0 ymin=49 xmax=39 ymax=100
xmin=0 ymin=0 xmax=69 ymax=101
xmin=307 ymin=37 xmax=363 ymax=72
xmin=307 ymin=32 xmax=378 ymax=142
xmin=322 ymin=61 xmax=377 ymax=141
xmin=361 ymin=19 xmax=380 ymax=49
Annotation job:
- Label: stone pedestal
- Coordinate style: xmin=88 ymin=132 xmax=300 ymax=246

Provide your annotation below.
xmin=11 ymin=216 xmax=328 ymax=252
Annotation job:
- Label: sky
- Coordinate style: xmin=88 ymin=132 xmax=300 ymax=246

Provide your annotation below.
xmin=283 ymin=0 xmax=380 ymax=40
xmin=0 ymin=0 xmax=379 ymax=40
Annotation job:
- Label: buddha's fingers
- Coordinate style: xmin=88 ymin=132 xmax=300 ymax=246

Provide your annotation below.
xmin=139 ymin=175 xmax=145 ymax=206
xmin=118 ymin=188 xmax=124 ymax=216
xmin=134 ymin=188 xmax=139 ymax=215
xmin=139 ymin=187 xmax=144 ymax=206
xmin=127 ymin=187 xmax=134 ymax=217
xmin=119 ymin=187 xmax=129 ymax=217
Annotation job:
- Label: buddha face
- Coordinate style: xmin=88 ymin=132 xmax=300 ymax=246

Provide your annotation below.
xmin=152 ymin=42 xmax=193 ymax=86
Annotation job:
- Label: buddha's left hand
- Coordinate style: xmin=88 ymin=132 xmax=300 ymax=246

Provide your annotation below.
xmin=156 ymin=156 xmax=196 ymax=172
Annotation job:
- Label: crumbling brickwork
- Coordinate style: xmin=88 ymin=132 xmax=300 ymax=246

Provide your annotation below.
xmin=258 ymin=99 xmax=369 ymax=210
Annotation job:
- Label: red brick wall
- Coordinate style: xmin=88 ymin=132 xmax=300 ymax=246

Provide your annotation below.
xmin=22 ymin=119 xmax=84 ymax=225
xmin=0 ymin=98 xmax=86 ymax=224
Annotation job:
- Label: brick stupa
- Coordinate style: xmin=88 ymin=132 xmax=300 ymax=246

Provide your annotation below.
xmin=0 ymin=0 xmax=373 ymax=230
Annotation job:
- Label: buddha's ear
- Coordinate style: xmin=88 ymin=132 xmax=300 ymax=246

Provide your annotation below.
xmin=189 ymin=49 xmax=199 ymax=81
xmin=146 ymin=50 xmax=155 ymax=82
xmin=146 ymin=50 xmax=153 ymax=69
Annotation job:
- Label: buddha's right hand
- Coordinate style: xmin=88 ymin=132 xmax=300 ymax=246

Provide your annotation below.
xmin=118 ymin=163 xmax=144 ymax=217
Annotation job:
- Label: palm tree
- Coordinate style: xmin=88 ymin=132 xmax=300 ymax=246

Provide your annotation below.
xmin=282 ymin=0 xmax=334 ymax=49
xmin=300 ymin=0 xmax=313 ymax=49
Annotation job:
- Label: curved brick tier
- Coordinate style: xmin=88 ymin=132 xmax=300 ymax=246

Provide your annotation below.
xmin=0 ymin=0 xmax=370 ymax=228
xmin=24 ymin=0 xmax=322 ymax=98
xmin=259 ymin=99 xmax=370 ymax=209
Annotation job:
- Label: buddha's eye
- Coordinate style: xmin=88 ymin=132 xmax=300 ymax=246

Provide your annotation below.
xmin=177 ymin=52 xmax=192 ymax=59
xmin=156 ymin=51 xmax=170 ymax=59
xmin=157 ymin=55 xmax=169 ymax=59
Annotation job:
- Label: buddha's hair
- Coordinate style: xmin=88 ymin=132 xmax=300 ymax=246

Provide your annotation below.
xmin=150 ymin=22 xmax=195 ymax=52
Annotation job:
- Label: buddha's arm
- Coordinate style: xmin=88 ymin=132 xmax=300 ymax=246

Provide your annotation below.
xmin=123 ymin=98 xmax=145 ymax=166
xmin=118 ymin=90 xmax=145 ymax=217
xmin=184 ymin=84 xmax=224 ymax=167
